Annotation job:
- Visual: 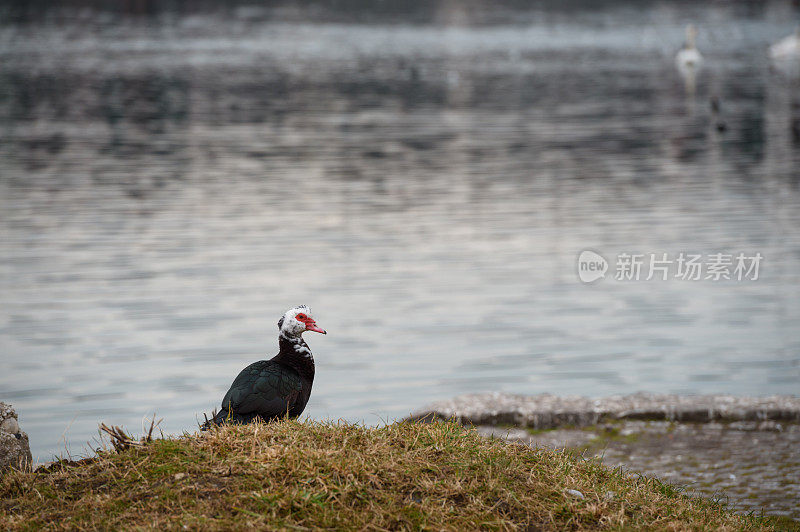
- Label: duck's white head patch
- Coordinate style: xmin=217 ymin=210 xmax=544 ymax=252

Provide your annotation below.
xmin=278 ymin=305 xmax=326 ymax=338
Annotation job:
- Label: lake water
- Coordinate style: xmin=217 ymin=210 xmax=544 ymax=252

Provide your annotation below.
xmin=1 ymin=1 xmax=799 ymax=461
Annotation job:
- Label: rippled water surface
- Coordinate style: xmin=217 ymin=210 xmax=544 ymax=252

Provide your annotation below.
xmin=1 ymin=1 xmax=799 ymax=460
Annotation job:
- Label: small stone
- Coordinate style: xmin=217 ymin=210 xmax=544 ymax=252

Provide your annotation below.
xmin=173 ymin=473 xmax=187 ymax=481
xmin=758 ymin=421 xmax=782 ymax=432
xmin=603 ymin=491 xmax=616 ymax=501
xmin=0 ymin=418 xmax=20 ymax=434
xmin=565 ymin=489 xmax=585 ymax=499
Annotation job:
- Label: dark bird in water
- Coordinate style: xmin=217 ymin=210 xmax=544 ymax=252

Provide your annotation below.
xmin=710 ymin=96 xmax=720 ymax=114
xmin=202 ymin=305 xmax=326 ymax=428
xmin=710 ymin=96 xmax=727 ymax=133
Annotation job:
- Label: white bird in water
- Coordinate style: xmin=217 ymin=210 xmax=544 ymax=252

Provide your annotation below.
xmin=769 ymin=26 xmax=800 ymax=61
xmin=676 ymin=24 xmax=702 ymax=97
xmin=676 ymin=24 xmax=703 ymax=71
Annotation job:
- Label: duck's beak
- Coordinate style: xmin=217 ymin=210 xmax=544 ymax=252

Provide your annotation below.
xmin=305 ymin=320 xmax=327 ymax=334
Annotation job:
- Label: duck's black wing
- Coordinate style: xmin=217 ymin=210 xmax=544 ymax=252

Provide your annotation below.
xmin=211 ymin=360 xmax=302 ymax=425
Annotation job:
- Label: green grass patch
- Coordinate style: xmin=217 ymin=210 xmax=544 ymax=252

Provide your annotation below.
xmin=0 ymin=419 xmax=782 ymax=530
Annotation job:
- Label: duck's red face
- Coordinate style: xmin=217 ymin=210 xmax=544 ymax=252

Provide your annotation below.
xmin=295 ymin=312 xmax=326 ymax=334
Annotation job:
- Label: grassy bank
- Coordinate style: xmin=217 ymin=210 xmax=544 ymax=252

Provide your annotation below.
xmin=0 ymin=420 xmax=783 ymax=530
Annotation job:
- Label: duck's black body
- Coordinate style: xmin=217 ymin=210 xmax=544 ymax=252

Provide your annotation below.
xmin=205 ymin=334 xmax=316 ymax=427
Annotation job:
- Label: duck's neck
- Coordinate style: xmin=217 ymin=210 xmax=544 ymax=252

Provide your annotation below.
xmin=274 ymin=334 xmax=315 ymax=381
xmin=686 ymin=27 xmax=697 ymax=49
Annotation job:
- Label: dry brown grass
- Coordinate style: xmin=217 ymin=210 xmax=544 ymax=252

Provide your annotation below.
xmin=0 ymin=419 xmax=782 ymax=530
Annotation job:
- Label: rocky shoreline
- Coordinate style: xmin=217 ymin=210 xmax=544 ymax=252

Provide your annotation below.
xmin=409 ymin=392 xmax=800 ymax=428
xmin=411 ymin=393 xmax=800 ymax=521
xmin=0 ymin=403 xmax=32 ymax=475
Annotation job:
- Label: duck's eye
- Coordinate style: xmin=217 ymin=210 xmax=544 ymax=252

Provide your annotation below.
xmin=296 ymin=313 xmax=307 ymax=321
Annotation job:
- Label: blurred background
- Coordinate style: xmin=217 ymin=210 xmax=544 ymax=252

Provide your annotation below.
xmin=1 ymin=0 xmax=799 ymax=462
